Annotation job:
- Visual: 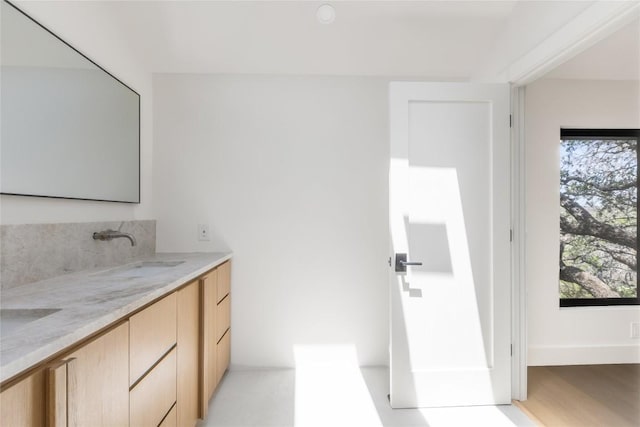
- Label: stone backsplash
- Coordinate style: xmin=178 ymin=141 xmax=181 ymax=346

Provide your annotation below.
xmin=1 ymin=220 xmax=155 ymax=290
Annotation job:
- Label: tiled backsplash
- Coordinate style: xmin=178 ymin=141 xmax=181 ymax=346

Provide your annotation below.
xmin=0 ymin=220 xmax=155 ymax=290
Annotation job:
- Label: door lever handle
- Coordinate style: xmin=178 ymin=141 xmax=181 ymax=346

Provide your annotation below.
xmin=395 ymin=253 xmax=422 ymax=272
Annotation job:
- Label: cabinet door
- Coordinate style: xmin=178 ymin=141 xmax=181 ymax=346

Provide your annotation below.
xmin=66 ymin=322 xmax=129 ymax=427
xmin=200 ymin=270 xmax=218 ymax=418
xmin=0 ymin=369 xmax=45 ymax=427
xmin=177 ymin=280 xmax=200 ymax=427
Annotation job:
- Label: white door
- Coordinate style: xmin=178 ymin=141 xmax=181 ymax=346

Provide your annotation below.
xmin=389 ymin=82 xmax=511 ymax=408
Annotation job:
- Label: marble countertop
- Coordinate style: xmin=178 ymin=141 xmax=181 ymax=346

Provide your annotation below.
xmin=0 ymin=252 xmax=232 ymax=384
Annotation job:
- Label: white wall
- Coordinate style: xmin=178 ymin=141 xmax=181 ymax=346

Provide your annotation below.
xmin=526 ymin=78 xmax=640 ymax=365
xmin=153 ymin=74 xmax=390 ymax=367
xmin=0 ymin=1 xmax=153 ymax=224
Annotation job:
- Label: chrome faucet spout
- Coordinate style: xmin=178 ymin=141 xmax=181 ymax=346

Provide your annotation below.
xmin=92 ymin=229 xmax=137 ymax=247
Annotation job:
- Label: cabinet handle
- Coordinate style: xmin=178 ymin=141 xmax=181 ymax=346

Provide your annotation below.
xmin=46 ymin=358 xmax=75 ymax=427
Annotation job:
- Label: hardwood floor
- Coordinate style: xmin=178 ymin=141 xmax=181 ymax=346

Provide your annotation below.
xmin=515 ymin=365 xmax=640 ymax=427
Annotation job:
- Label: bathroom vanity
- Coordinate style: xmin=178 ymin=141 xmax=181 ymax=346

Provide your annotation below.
xmin=0 ymin=252 xmax=231 ymax=426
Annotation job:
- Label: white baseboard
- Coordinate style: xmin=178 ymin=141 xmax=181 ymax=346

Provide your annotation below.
xmin=528 ymin=344 xmax=640 ymax=366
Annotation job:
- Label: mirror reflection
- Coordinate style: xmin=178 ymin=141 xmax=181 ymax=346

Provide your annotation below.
xmin=0 ymin=1 xmax=140 ymax=203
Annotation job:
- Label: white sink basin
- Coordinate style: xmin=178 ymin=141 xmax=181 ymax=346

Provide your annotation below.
xmin=1 ymin=308 xmax=62 ymax=336
xmin=96 ymin=261 xmax=185 ymax=279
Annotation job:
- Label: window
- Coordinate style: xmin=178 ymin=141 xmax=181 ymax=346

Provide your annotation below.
xmin=559 ymin=129 xmax=639 ymax=307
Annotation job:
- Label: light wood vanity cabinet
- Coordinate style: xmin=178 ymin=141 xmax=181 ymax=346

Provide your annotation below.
xmin=130 ymin=348 xmax=177 ymax=426
xmin=0 ymin=322 xmax=129 ymax=427
xmin=158 ymin=403 xmax=177 ymax=427
xmin=62 ymin=322 xmax=130 ymax=426
xmin=216 ymin=260 xmax=231 ymax=304
xmin=200 ymin=260 xmax=231 ymax=418
xmin=129 ymin=293 xmax=177 ymax=427
xmin=0 ymin=259 xmax=231 ymax=427
xmin=0 ymin=368 xmax=45 ymax=426
xmin=216 ymin=328 xmax=231 ymax=387
xmin=129 ymin=293 xmax=177 ymax=386
xmin=177 ymin=280 xmax=200 ymax=427
xmin=200 ymin=270 xmax=218 ymax=417
xmin=215 ymin=261 xmax=231 ymax=386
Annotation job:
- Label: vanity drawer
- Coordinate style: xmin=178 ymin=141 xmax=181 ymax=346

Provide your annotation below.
xmin=130 ymin=347 xmax=177 ymax=427
xmin=216 ymin=261 xmax=231 ymax=303
xmin=159 ymin=403 xmax=177 ymax=427
xmin=216 ymin=295 xmax=230 ymax=342
xmin=216 ymin=329 xmax=230 ymax=385
xmin=129 ymin=292 xmax=177 ymax=386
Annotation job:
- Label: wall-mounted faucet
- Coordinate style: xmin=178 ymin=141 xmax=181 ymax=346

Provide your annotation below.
xmin=92 ymin=229 xmax=137 ymax=247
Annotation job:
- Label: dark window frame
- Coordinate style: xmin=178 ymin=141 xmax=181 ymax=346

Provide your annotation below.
xmin=559 ymin=128 xmax=640 ymax=308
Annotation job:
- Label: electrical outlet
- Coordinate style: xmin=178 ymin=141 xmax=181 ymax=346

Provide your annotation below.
xmin=631 ymin=322 xmax=640 ymax=339
xmin=198 ymin=224 xmax=210 ymax=241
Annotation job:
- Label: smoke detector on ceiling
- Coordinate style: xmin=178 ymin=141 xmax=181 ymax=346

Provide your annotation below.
xmin=316 ymin=4 xmax=336 ymax=25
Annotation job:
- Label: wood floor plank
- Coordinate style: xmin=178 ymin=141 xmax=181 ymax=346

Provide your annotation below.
xmin=551 ymin=365 xmax=639 ymax=425
xmin=516 ymin=365 xmax=640 ymax=427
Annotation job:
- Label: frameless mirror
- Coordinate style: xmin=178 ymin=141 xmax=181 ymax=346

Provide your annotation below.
xmin=0 ymin=1 xmax=140 ymax=203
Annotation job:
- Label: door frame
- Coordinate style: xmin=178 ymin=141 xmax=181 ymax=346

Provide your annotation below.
xmin=507 ymin=1 xmax=639 ymax=401
xmin=510 ymin=86 xmax=527 ymax=401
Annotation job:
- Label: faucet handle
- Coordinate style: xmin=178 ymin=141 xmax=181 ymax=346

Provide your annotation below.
xmin=92 ymin=229 xmax=136 ymax=246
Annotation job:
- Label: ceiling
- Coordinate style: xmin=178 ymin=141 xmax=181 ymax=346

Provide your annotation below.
xmin=544 ymin=18 xmax=640 ymax=81
xmin=111 ymin=0 xmax=516 ymax=78
xmin=14 ymin=0 xmax=609 ymax=80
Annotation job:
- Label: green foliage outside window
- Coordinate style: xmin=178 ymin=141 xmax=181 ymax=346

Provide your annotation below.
xmin=559 ymin=131 xmax=638 ymax=304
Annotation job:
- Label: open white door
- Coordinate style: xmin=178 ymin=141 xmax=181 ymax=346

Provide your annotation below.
xmin=389 ymin=82 xmax=511 ymax=408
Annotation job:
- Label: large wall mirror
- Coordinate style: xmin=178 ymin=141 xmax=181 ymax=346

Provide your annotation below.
xmin=1 ymin=0 xmax=140 ymax=203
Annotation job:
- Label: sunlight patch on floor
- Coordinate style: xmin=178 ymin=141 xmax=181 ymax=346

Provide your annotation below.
xmin=199 ymin=367 xmax=536 ymax=427
xmin=293 ymin=344 xmax=382 ymax=427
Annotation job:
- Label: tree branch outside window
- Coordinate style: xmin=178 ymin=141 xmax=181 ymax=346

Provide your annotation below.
xmin=559 ymin=129 xmax=639 ymax=307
